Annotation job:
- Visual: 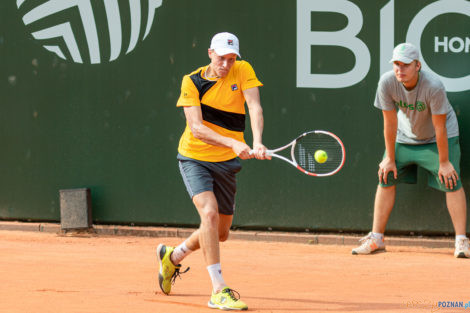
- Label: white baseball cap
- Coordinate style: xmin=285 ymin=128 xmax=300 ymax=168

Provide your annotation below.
xmin=389 ymin=43 xmax=420 ymax=64
xmin=210 ymin=32 xmax=241 ymax=58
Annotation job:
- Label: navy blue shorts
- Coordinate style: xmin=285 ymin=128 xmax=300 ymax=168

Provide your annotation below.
xmin=177 ymin=154 xmax=242 ymax=215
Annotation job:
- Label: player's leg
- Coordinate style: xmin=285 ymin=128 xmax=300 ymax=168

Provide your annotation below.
xmin=446 ymin=188 xmax=467 ymax=236
xmin=352 ymin=143 xmax=418 ymax=255
xmin=161 ymin=201 xmax=236 ymax=299
xmin=352 ymin=185 xmax=393 ymax=255
xmin=446 ymin=188 xmax=469 ymax=258
xmin=172 ymin=213 xmax=232 ymax=260
xmin=170 ymin=206 xmax=236 ymax=277
xmin=205 ymin=160 xmax=247 ymax=311
xmin=193 ymin=192 xmax=246 ymax=311
xmin=193 ymin=190 xmax=221 ymax=267
xmin=157 ymin=190 xmax=220 ymax=296
xmin=157 ymin=157 xmax=212 ymax=295
xmin=218 ymin=213 xmax=233 ymax=243
xmin=372 ymin=185 xmax=396 ymax=234
xmin=423 ymin=137 xmax=469 ymax=258
xmin=445 ymin=138 xmax=468 ymax=257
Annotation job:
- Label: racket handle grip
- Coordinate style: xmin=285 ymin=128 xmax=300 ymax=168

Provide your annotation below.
xmin=249 ymin=150 xmax=272 ymax=156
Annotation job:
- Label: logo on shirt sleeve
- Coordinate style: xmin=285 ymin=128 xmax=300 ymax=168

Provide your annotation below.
xmin=231 ymin=84 xmax=238 ymax=91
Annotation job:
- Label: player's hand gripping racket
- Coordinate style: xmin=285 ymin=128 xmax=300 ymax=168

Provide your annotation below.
xmin=253 ymin=130 xmax=345 ymax=176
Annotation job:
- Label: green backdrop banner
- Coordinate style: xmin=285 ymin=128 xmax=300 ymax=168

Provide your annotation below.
xmin=1 ymin=0 xmax=469 ymax=234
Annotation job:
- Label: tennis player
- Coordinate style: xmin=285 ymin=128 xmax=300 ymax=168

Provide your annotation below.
xmin=157 ymin=32 xmax=268 ymax=310
xmin=352 ymin=43 xmax=469 ymax=258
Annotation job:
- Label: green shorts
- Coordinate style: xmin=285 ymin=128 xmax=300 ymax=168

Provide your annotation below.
xmin=380 ymin=137 xmax=462 ymax=192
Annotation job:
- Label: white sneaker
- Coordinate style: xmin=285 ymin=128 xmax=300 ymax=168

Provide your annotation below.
xmin=454 ymin=237 xmax=470 ymax=258
xmin=352 ymin=232 xmax=385 ymax=255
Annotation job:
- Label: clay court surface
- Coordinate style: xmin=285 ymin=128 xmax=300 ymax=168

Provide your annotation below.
xmin=0 ymin=229 xmax=468 ymax=313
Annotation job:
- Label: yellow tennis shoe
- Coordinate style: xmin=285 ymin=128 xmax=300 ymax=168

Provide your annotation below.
xmin=157 ymin=244 xmax=188 ymax=295
xmin=208 ymin=287 xmax=248 ymax=311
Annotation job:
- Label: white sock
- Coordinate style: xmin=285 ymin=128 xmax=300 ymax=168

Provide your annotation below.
xmin=371 ymin=232 xmax=384 ymax=241
xmin=456 ymin=235 xmax=467 ymax=242
xmin=207 ymin=263 xmax=226 ymax=293
xmin=170 ymin=241 xmax=193 ymax=265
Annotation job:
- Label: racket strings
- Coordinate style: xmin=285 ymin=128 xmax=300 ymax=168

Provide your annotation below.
xmin=294 ymin=133 xmax=344 ymax=174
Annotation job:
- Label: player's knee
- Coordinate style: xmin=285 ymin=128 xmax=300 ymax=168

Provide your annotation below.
xmin=200 ymin=208 xmax=219 ymax=227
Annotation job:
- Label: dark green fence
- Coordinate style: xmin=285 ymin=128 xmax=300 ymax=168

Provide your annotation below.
xmin=1 ymin=0 xmax=469 ymax=234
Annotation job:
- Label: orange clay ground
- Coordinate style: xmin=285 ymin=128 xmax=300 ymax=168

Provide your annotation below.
xmin=0 ymin=229 xmax=468 ymax=313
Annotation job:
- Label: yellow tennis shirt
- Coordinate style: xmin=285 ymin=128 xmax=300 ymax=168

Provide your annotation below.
xmin=176 ymin=60 xmax=263 ymax=162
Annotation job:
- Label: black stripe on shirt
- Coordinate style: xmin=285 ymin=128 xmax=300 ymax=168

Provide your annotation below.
xmin=189 ymin=70 xmax=245 ymax=132
xmin=189 ymin=70 xmax=216 ymax=100
xmin=200 ymin=103 xmax=245 ymax=132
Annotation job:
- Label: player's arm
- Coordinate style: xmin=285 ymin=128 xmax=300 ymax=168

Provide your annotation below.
xmin=432 ymin=113 xmax=457 ymax=189
xmin=243 ymin=87 xmax=269 ymax=160
xmin=183 ymin=106 xmax=253 ymax=160
xmin=379 ymin=109 xmax=398 ymax=184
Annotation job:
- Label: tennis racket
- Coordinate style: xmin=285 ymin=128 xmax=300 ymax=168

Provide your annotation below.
xmin=252 ymin=130 xmax=345 ymax=176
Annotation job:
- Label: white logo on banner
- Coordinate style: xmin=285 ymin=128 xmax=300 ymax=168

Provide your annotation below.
xmin=17 ymin=0 xmax=163 ymax=64
xmin=297 ymin=0 xmax=470 ymax=92
xmin=405 ymin=0 xmax=470 ymax=92
xmin=296 ymin=0 xmax=371 ymax=89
